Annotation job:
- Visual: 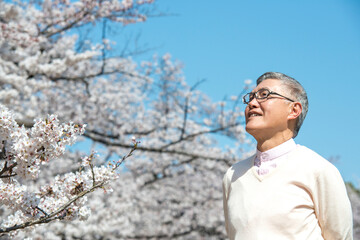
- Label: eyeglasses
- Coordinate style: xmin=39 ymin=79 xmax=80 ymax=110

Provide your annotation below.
xmin=243 ymin=88 xmax=295 ymax=104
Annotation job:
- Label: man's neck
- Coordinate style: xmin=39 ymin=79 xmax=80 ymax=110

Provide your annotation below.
xmin=256 ymin=132 xmax=293 ymax=152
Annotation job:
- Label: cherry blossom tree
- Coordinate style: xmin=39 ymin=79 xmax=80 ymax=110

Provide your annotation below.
xmin=1 ymin=0 xmax=358 ymax=239
xmin=0 ymin=0 xmax=252 ymax=238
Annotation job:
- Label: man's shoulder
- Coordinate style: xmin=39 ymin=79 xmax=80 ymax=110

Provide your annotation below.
xmin=223 ymin=154 xmax=255 ymax=182
xmin=230 ymin=154 xmax=255 ymax=172
xmin=291 ymin=145 xmax=339 ymax=173
xmin=293 ymin=145 xmax=327 ymax=161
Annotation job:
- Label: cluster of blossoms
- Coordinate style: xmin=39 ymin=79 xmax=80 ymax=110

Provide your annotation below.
xmin=0 ymin=104 xmax=125 ymax=234
xmin=0 ymin=104 xmax=86 ymax=180
xmin=0 ymin=0 xmax=151 ymax=47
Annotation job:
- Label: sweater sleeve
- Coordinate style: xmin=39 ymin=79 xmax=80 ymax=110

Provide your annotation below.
xmin=222 ymin=173 xmax=230 ymax=237
xmin=314 ymin=162 xmax=353 ymax=240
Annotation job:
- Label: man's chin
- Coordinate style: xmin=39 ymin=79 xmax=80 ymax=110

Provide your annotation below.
xmin=245 ymin=125 xmax=259 ymax=136
xmin=245 ymin=122 xmax=262 ymax=131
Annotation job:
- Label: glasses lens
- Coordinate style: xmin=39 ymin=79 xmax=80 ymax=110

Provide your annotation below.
xmin=243 ymin=93 xmax=253 ymax=104
xmin=257 ymin=89 xmax=270 ymax=99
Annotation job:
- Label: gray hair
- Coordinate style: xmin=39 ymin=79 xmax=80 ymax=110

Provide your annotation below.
xmin=256 ymin=72 xmax=308 ymax=138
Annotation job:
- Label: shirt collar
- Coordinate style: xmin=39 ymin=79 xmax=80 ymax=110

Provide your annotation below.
xmin=256 ymin=138 xmax=296 ymax=163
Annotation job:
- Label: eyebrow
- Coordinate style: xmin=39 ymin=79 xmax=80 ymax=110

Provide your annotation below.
xmin=251 ymin=87 xmax=270 ymax=93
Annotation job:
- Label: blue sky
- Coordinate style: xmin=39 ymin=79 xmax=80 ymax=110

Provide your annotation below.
xmin=116 ymin=0 xmax=360 ymax=185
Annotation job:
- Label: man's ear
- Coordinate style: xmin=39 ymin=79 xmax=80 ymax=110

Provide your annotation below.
xmin=288 ymin=102 xmax=302 ymax=120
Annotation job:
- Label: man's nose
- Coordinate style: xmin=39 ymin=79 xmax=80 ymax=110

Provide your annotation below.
xmin=248 ymin=97 xmax=259 ymax=109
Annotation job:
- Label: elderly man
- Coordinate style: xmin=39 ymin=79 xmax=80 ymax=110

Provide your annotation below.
xmin=222 ymin=72 xmax=353 ymax=240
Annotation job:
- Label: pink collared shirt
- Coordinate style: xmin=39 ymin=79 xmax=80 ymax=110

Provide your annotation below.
xmin=254 ymin=138 xmax=297 ymax=175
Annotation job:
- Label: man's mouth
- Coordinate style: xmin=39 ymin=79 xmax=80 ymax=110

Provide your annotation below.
xmin=249 ymin=113 xmax=261 ymax=117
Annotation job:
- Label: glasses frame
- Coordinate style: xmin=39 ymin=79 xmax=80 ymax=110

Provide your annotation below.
xmin=243 ymin=88 xmax=295 ymax=104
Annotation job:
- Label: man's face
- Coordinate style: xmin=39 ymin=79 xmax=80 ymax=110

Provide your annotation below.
xmin=245 ymin=79 xmax=293 ymax=140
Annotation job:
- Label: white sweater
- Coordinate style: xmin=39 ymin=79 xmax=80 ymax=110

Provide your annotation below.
xmin=222 ymin=145 xmax=353 ymax=240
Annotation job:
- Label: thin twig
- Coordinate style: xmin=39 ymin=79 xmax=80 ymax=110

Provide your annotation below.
xmin=0 ymin=162 xmax=17 ymax=177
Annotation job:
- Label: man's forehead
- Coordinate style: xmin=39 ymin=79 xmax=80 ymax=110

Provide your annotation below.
xmin=252 ymin=79 xmax=283 ymax=92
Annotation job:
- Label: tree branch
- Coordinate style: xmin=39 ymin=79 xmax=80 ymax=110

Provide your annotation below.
xmin=141 ymin=157 xmax=196 ymax=187
xmin=161 ymin=122 xmax=242 ymax=149
xmin=83 ymin=131 xmax=237 ymax=165
xmin=0 ymin=162 xmax=17 ymax=178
